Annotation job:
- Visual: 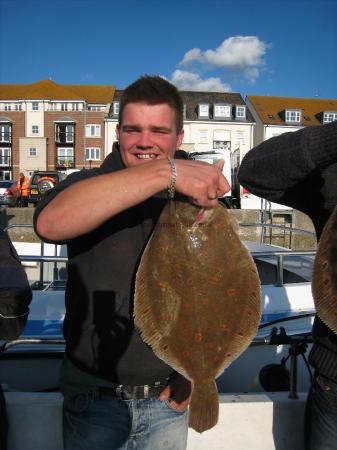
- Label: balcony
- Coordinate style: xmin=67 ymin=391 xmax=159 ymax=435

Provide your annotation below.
xmin=55 ymin=156 xmax=75 ymax=170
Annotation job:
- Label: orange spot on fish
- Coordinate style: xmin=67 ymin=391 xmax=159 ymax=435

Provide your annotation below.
xmin=158 ymin=282 xmax=165 ymax=290
xmin=237 ymin=330 xmax=244 ymax=337
xmin=182 ymin=350 xmax=190 ymax=358
xmin=165 ymin=314 xmax=173 ymax=321
xmin=202 ymin=298 xmax=209 ymax=305
xmin=186 ymin=277 xmax=193 ymax=286
xmin=174 ymin=263 xmax=182 ymax=273
xmin=227 ymin=288 xmax=237 ymax=297
xmin=194 ymin=333 xmax=203 ymax=343
xmin=226 ymin=250 xmax=233 ymax=258
xmin=220 ymin=324 xmax=228 ymax=332
xmin=209 ymin=276 xmax=218 ymax=285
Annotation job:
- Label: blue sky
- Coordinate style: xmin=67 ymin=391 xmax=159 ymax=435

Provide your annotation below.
xmin=0 ymin=0 xmax=336 ymax=99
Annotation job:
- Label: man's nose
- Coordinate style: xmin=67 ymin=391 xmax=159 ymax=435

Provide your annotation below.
xmin=136 ymin=131 xmax=153 ymax=148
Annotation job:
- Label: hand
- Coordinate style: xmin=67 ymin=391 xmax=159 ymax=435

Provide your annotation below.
xmin=174 ymin=159 xmax=230 ymax=208
xmin=159 ymin=372 xmax=192 ymax=412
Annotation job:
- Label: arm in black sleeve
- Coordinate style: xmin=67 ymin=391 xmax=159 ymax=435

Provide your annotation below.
xmin=238 ymin=121 xmax=337 ymax=215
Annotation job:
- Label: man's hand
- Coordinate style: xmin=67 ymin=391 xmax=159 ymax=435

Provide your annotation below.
xmin=159 ymin=372 xmax=192 ymax=412
xmin=175 ymin=159 xmax=230 ymax=208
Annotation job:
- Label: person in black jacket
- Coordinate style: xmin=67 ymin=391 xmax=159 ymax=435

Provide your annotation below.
xmin=238 ymin=120 xmax=337 ymax=450
xmin=34 ymin=75 xmax=229 ymax=450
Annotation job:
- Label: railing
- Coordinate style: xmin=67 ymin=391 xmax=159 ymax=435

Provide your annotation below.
xmin=6 ymin=223 xmax=316 ymax=289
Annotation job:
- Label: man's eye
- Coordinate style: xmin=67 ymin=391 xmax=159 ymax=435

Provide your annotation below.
xmin=154 ymin=129 xmax=169 ymax=134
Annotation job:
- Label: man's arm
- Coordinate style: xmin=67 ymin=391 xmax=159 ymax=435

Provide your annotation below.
xmin=238 ymin=121 xmax=337 ymax=210
xmin=35 ymin=158 xmax=229 ymax=242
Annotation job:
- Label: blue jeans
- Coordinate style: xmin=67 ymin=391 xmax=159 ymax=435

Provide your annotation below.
xmin=63 ymin=390 xmax=188 ymax=450
xmin=305 ymin=375 xmax=337 ymax=450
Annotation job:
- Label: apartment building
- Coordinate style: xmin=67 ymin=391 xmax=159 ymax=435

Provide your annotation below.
xmin=0 ymin=80 xmax=115 ymax=180
xmin=246 ymin=95 xmax=337 ymax=146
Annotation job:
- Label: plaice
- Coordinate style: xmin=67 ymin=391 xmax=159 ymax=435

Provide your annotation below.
xmin=134 ymin=200 xmax=261 ymax=433
xmin=312 ymin=204 xmax=337 ymax=334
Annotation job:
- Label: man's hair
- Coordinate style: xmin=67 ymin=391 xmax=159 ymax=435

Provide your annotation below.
xmin=119 ymin=75 xmax=184 ymax=133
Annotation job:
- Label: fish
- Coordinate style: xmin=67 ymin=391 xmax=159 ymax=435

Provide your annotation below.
xmin=134 ymin=200 xmax=261 ymax=433
xmin=312 ymin=204 xmax=337 ymax=334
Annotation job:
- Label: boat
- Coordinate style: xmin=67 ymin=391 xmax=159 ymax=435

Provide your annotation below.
xmin=1 ymin=223 xmax=316 ymax=450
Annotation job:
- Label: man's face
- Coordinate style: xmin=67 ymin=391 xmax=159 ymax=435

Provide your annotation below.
xmin=116 ymin=102 xmax=184 ymax=167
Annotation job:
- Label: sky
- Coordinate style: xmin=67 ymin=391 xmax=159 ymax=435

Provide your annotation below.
xmin=0 ymin=0 xmax=336 ymax=99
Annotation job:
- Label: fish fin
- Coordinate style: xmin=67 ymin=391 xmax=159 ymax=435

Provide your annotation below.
xmin=312 ymin=205 xmax=337 ymax=334
xmin=188 ymin=379 xmax=219 ymax=433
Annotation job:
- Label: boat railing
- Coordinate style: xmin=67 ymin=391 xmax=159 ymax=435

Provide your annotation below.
xmin=6 ymin=222 xmax=317 ymax=290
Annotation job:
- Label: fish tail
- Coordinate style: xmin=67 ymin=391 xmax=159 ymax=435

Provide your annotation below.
xmin=188 ymin=378 xmax=219 ymax=433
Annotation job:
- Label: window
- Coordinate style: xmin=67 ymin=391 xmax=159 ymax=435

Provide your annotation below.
xmin=214 ymin=104 xmax=231 ymax=119
xmin=88 ymin=105 xmax=103 ymax=112
xmin=28 ymin=147 xmax=37 ymax=157
xmin=32 ymin=125 xmax=39 ymax=134
xmin=236 ymin=131 xmax=245 ymax=145
xmin=323 ymin=112 xmax=337 ymax=123
xmin=50 ymin=103 xmax=58 ymax=111
xmin=0 ymin=148 xmax=10 ymax=165
xmin=199 ymin=130 xmax=208 ymax=142
xmin=15 ymin=104 xmax=22 ymax=111
xmin=4 ymin=104 xmax=11 ymax=111
xmin=0 ymin=124 xmax=11 ymax=142
xmin=32 ymin=102 xmax=39 ymax=111
xmin=213 ymin=130 xmax=231 ymax=150
xmin=85 ymin=147 xmax=101 ymax=160
xmin=86 ymin=124 xmax=101 ymax=137
xmin=55 ymin=124 xmax=74 ymax=143
xmin=236 ymin=105 xmax=246 ymax=120
xmin=112 ymin=102 xmax=119 ymax=116
xmin=57 ymin=147 xmax=74 ymax=167
xmin=198 ymin=104 xmax=209 ymax=118
xmin=72 ymin=103 xmax=79 ymax=111
xmin=285 ymin=110 xmax=301 ymax=123
xmin=61 ymin=103 xmax=68 ymax=111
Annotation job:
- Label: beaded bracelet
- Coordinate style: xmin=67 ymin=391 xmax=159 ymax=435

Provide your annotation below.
xmin=167 ymin=157 xmax=177 ymax=199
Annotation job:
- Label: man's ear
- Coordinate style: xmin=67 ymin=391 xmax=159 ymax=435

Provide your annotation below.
xmin=177 ymin=128 xmax=184 ymax=149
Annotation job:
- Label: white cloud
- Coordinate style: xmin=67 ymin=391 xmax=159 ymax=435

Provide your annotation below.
xmin=179 ymin=36 xmax=269 ymax=83
xmin=181 ymin=48 xmax=203 ymax=65
xmin=171 ymin=70 xmax=232 ymax=92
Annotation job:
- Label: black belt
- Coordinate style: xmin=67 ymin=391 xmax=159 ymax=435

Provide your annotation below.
xmin=97 ymin=381 xmax=166 ymax=400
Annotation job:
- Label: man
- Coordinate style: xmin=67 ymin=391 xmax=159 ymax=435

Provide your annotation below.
xmin=238 ymin=120 xmax=337 ymax=450
xmin=34 ymin=75 xmax=229 ymax=450
xmin=17 ymin=172 xmax=30 ymax=207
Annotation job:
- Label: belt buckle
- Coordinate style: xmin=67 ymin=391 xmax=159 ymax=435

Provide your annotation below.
xmin=143 ymin=385 xmax=149 ymax=399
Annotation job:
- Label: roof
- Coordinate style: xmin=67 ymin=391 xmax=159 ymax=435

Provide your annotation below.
xmin=0 ymin=80 xmax=115 ymax=104
xmin=247 ymin=95 xmax=337 ymax=126
xmin=109 ymin=89 xmax=255 ymax=122
xmin=180 ymin=91 xmax=254 ymax=122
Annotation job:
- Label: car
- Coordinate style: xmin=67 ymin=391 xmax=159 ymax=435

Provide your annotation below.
xmin=28 ymin=171 xmax=67 ymax=205
xmin=0 ymin=180 xmax=20 ymax=207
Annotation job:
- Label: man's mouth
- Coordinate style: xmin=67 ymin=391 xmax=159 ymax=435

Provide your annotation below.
xmin=136 ymin=153 xmax=157 ymax=159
